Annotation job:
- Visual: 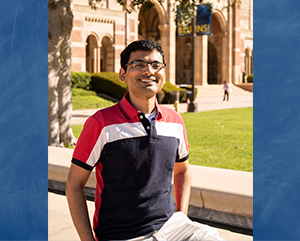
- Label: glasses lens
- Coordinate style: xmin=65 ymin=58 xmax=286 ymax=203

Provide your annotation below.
xmin=151 ymin=62 xmax=163 ymax=70
xmin=132 ymin=61 xmax=164 ymax=70
xmin=133 ymin=61 xmax=147 ymax=69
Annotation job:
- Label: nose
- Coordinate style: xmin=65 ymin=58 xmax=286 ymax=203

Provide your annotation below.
xmin=144 ymin=63 xmax=155 ymax=75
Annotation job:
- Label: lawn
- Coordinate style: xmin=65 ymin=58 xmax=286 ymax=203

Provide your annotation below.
xmin=182 ymin=108 xmax=253 ymax=172
xmin=72 ymin=88 xmax=115 ymax=110
xmin=71 ymin=106 xmax=253 ymax=172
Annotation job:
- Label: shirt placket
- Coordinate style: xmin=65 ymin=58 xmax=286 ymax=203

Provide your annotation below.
xmin=137 ymin=112 xmax=158 ymax=142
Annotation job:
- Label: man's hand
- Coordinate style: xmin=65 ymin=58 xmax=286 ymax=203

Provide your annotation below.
xmin=66 ymin=163 xmax=95 ymax=241
xmin=173 ymin=160 xmax=192 ymax=215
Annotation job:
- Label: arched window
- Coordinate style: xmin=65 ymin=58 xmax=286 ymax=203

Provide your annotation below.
xmin=208 ymin=41 xmax=218 ymax=84
xmin=101 ymin=36 xmax=114 ymax=72
xmin=86 ymin=35 xmax=98 ymax=73
xmin=138 ymin=5 xmax=160 ymax=42
xmin=245 ymin=48 xmax=252 ymax=76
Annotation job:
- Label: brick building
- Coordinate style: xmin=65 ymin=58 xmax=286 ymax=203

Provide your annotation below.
xmin=70 ymin=0 xmax=253 ymax=85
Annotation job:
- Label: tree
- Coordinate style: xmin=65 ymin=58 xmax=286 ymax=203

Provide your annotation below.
xmin=48 ymin=0 xmax=77 ymax=147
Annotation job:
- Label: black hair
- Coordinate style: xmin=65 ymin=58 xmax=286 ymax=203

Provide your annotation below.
xmin=120 ymin=39 xmax=165 ymax=72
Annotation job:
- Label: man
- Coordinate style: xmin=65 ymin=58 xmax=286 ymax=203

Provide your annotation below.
xmin=66 ymin=39 xmax=224 ymax=240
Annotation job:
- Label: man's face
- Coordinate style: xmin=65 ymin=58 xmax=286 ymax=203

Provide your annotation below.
xmin=119 ymin=50 xmax=165 ymax=101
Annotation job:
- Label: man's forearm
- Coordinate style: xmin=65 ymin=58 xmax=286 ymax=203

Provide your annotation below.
xmin=66 ymin=183 xmax=95 ymax=241
xmin=173 ymin=168 xmax=192 ymax=215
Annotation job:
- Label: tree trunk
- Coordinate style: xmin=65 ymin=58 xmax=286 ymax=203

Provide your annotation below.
xmin=48 ymin=0 xmax=76 ymax=146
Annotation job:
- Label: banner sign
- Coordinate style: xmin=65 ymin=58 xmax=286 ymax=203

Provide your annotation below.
xmin=177 ymin=4 xmax=212 ymax=37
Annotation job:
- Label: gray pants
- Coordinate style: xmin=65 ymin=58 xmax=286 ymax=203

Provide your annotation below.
xmin=120 ymin=212 xmax=225 ymax=241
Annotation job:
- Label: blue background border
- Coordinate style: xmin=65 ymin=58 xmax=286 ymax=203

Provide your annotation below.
xmin=0 ymin=0 xmax=48 ymax=239
xmin=1 ymin=0 xmax=300 ymax=240
xmin=254 ymin=0 xmax=300 ymax=239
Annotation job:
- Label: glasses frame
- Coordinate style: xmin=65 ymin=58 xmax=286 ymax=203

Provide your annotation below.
xmin=125 ymin=60 xmax=166 ymax=71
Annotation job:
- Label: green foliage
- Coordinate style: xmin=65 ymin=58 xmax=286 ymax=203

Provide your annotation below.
xmin=182 ymin=107 xmax=253 ymax=172
xmin=172 ymin=0 xmax=195 ymax=29
xmin=247 ymin=74 xmax=253 ymax=83
xmin=90 ymin=72 xmax=128 ymax=100
xmin=116 ymin=0 xmax=163 ymax=14
xmin=72 ymin=88 xmax=115 ymax=110
xmin=222 ymin=0 xmax=241 ymax=11
xmin=71 ymin=71 xmax=91 ymax=89
xmin=72 ymin=88 xmax=97 ymax=96
xmin=72 ymin=125 xmax=84 ymax=139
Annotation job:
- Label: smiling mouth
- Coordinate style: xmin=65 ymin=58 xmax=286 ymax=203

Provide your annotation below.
xmin=138 ymin=77 xmax=157 ymax=83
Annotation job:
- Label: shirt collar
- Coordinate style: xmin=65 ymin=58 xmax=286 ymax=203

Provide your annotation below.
xmin=118 ymin=92 xmax=163 ymax=120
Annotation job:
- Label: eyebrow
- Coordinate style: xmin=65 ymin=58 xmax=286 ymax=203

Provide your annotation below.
xmin=131 ymin=59 xmax=162 ymax=63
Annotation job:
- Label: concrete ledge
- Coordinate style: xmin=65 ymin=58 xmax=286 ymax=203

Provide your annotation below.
xmin=48 ymin=146 xmax=96 ymax=188
xmin=48 ymin=146 xmax=253 ymax=230
xmin=49 ymin=192 xmax=252 ymax=240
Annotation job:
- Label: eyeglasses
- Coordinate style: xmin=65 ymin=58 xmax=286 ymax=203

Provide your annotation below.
xmin=125 ymin=60 xmax=166 ymax=71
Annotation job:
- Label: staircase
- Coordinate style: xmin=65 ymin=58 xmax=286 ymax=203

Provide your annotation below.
xmin=194 ymin=84 xmax=252 ymax=99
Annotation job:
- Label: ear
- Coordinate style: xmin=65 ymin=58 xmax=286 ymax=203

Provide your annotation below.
xmin=119 ymin=68 xmax=126 ymax=82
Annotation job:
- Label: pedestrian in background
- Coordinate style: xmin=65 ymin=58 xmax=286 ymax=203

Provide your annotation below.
xmin=223 ymin=80 xmax=231 ymax=103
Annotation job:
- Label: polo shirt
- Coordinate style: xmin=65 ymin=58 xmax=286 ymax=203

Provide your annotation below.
xmin=72 ymin=93 xmax=189 ymax=240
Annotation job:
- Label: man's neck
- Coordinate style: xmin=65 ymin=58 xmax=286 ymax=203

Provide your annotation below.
xmin=128 ymin=94 xmax=156 ymax=114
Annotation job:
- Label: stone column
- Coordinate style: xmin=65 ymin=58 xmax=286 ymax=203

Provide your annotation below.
xmin=227 ymin=3 xmax=233 ymax=84
xmin=248 ymin=52 xmax=252 ymax=76
xmin=94 ymin=47 xmax=97 ymax=73
xmin=194 ymin=37 xmax=200 ymax=85
xmin=112 ymin=44 xmax=115 ymax=72
xmin=158 ymin=24 xmax=172 ymax=83
xmin=97 ymin=46 xmax=101 ymax=72
xmin=168 ymin=20 xmax=176 ymax=85
xmin=219 ymin=31 xmax=228 ymax=84
xmin=196 ymin=35 xmax=208 ymax=86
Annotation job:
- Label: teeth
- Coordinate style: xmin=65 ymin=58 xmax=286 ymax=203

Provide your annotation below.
xmin=140 ymin=79 xmax=155 ymax=83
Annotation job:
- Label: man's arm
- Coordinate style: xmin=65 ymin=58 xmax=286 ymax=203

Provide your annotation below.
xmin=65 ymin=163 xmax=95 ymax=241
xmin=173 ymin=160 xmax=192 ymax=215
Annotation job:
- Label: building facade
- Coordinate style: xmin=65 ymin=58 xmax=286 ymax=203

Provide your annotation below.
xmin=70 ymin=0 xmax=253 ymax=86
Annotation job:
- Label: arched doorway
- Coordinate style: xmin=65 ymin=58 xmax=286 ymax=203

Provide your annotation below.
xmin=138 ymin=5 xmax=161 ymax=43
xmin=100 ymin=36 xmax=114 ymax=72
xmin=245 ymin=48 xmax=252 ymax=76
xmin=86 ymin=35 xmax=98 ymax=73
xmin=176 ymin=36 xmax=192 ymax=85
xmin=208 ymin=14 xmax=221 ymax=84
xmin=175 ymin=11 xmax=225 ymax=85
xmin=208 ymin=41 xmax=218 ymax=84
